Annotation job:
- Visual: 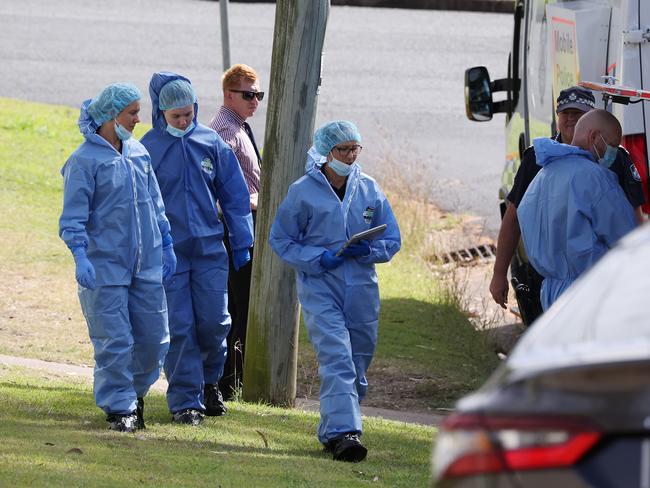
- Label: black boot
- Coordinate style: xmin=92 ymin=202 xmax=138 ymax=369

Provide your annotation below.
xmin=171 ymin=408 xmax=204 ymax=426
xmin=204 ymin=384 xmax=227 ymax=417
xmin=106 ymin=412 xmax=137 ymax=433
xmin=135 ymin=397 xmax=145 ymax=430
xmin=326 ymin=433 xmax=368 ymax=462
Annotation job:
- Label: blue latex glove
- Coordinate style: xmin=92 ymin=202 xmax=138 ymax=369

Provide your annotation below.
xmin=233 ymin=248 xmax=251 ymax=271
xmin=320 ymin=250 xmax=345 ymax=270
xmin=162 ymin=244 xmax=177 ymax=282
xmin=342 ymin=240 xmax=371 ymax=258
xmin=71 ymin=247 xmax=96 ymax=290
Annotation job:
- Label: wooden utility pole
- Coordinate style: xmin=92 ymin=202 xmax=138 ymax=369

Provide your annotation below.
xmin=243 ymin=0 xmax=330 ymax=406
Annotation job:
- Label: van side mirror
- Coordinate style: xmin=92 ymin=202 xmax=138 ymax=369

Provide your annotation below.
xmin=465 ymin=66 xmax=494 ymax=121
xmin=465 ymin=66 xmax=516 ymax=121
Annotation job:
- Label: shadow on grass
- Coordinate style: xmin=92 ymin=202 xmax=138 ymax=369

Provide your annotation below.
xmin=1 ymin=380 xmax=321 ymax=458
xmin=1 ymin=370 xmax=434 ymax=486
xmin=1 ymin=415 xmax=324 ymax=458
xmin=0 ymin=415 xmax=337 ymax=487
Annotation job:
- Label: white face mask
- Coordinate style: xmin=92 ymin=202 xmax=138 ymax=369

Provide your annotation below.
xmin=328 ymin=157 xmax=354 ymax=176
xmin=166 ymin=121 xmax=195 ymax=138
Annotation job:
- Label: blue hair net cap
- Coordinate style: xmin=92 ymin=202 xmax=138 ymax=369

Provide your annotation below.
xmin=313 ymin=120 xmax=362 ymax=156
xmin=87 ymin=82 xmax=141 ymax=126
xmin=158 ymin=79 xmax=197 ymax=110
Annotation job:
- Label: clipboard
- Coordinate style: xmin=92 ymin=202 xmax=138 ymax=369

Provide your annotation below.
xmin=335 ymin=224 xmax=387 ymax=256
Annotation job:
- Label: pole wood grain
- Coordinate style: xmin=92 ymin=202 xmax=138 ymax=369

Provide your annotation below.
xmin=243 ymin=0 xmax=330 ymax=406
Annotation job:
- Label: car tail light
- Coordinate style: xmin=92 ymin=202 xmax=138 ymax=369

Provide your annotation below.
xmin=432 ymin=414 xmax=601 ymax=481
xmin=622 ymin=134 xmax=649 ymax=214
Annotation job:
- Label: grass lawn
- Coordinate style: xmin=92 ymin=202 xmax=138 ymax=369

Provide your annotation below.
xmin=0 ymin=365 xmax=434 ymax=487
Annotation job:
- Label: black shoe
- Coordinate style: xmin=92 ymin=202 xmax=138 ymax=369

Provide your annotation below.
xmin=135 ymin=397 xmax=145 ymax=430
xmin=107 ymin=412 xmax=137 ymax=433
xmin=172 ymin=408 xmax=204 ymax=426
xmin=204 ymin=384 xmax=227 ymax=417
xmin=328 ymin=433 xmax=367 ymax=462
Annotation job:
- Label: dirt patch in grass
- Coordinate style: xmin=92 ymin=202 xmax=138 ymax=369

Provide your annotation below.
xmin=0 ymin=264 xmax=92 ymax=365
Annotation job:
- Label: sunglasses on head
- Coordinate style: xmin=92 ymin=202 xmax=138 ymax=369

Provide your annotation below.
xmin=230 ymin=89 xmax=265 ymax=101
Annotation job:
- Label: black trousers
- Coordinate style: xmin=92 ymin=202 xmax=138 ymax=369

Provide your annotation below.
xmin=219 ymin=211 xmax=255 ymax=399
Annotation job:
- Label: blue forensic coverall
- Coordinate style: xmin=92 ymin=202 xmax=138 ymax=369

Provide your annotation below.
xmin=59 ymin=101 xmax=171 ymax=416
xmin=140 ymin=72 xmax=254 ymax=414
xmin=518 ymin=138 xmax=636 ymax=310
xmin=269 ymin=164 xmax=401 ymax=444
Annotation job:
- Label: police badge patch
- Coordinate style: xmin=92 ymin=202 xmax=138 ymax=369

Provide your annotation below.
xmin=363 ymin=206 xmax=375 ymax=224
xmin=630 ymin=163 xmax=641 ymax=182
xmin=201 ymin=157 xmax=214 ymax=174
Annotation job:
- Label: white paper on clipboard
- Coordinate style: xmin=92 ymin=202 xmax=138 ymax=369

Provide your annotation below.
xmin=335 ymin=224 xmax=387 ymax=256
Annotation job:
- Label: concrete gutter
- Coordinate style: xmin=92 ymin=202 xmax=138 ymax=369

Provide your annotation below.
xmin=0 ymin=354 xmax=446 ymax=426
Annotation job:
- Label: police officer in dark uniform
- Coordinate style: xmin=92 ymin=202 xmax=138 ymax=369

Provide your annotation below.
xmin=489 ymin=86 xmax=645 ymax=325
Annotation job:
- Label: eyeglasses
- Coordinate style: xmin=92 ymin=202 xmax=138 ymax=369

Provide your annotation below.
xmin=333 ymin=144 xmax=363 ymax=157
xmin=230 ymin=89 xmax=265 ymax=101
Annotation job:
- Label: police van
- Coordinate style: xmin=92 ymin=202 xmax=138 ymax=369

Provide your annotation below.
xmin=464 ymin=0 xmax=650 ymax=324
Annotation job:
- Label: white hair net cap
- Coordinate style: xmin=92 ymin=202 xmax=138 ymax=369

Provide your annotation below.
xmin=87 ymin=82 xmax=141 ymax=126
xmin=313 ymin=120 xmax=362 ymax=156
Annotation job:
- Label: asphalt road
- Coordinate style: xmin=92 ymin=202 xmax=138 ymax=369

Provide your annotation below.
xmin=0 ymin=0 xmax=512 ymax=235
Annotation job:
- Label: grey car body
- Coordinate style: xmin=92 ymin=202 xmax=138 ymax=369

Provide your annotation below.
xmin=433 ymin=224 xmax=650 ymax=487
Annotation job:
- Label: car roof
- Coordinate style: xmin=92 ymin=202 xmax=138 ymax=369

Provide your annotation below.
xmin=506 ymin=224 xmax=650 ymax=378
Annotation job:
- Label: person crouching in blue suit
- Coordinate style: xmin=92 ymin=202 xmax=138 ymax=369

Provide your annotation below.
xmin=269 ymin=121 xmax=401 ymax=462
xmin=59 ymin=83 xmax=175 ymax=432
xmin=141 ymin=72 xmax=254 ymax=426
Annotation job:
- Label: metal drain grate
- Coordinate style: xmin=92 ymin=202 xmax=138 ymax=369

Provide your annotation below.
xmin=432 ymin=243 xmax=496 ymax=265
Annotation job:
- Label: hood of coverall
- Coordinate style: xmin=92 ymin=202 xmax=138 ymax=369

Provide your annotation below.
xmin=78 ymin=99 xmax=101 ymax=138
xmin=533 ymin=137 xmax=595 ymax=168
xmin=149 ymin=72 xmax=199 ymax=134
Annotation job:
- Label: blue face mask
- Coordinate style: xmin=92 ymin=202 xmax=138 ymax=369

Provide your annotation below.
xmin=114 ymin=121 xmax=132 ymax=141
xmin=328 ymin=157 xmax=354 ymax=177
xmin=596 ymin=134 xmax=618 ymax=168
xmin=166 ymin=122 xmax=195 ymax=138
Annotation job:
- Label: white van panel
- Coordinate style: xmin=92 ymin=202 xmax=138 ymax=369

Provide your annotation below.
xmin=640 ymin=0 xmax=650 ymax=141
xmin=615 ymin=0 xmax=646 ymax=136
xmin=527 ymin=0 xmax=554 ymax=131
xmin=547 ymin=3 xmax=611 ymax=102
